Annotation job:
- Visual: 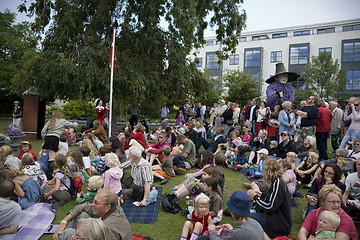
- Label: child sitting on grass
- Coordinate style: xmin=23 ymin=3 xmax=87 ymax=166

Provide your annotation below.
xmin=91 ymin=147 xmax=107 ymax=175
xmin=17 ymin=141 xmax=37 ymax=161
xmin=315 ymin=210 xmax=340 ymax=239
xmin=228 ymin=146 xmax=248 ymax=172
xmin=76 ymin=175 xmax=103 ymax=204
xmin=79 ymin=146 xmax=92 ymax=178
xmin=67 ymin=149 xmax=87 ymax=182
xmin=248 ymin=149 xmax=268 ymax=178
xmin=152 ymin=146 xmax=175 ymax=185
xmin=180 ymin=193 xmax=212 ymax=240
xmin=103 ymin=153 xmax=123 ymax=196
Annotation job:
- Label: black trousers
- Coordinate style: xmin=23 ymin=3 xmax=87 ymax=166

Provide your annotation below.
xmin=316 ymin=132 xmax=329 ymax=160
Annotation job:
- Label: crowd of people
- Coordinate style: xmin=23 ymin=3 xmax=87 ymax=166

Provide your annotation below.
xmin=0 ymin=95 xmax=359 ymax=240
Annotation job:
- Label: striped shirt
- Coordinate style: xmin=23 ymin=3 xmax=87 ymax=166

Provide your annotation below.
xmin=122 ymin=158 xmax=153 ymax=186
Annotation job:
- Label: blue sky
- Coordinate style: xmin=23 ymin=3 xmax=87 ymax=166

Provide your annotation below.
xmin=1 ymin=0 xmax=360 ymax=36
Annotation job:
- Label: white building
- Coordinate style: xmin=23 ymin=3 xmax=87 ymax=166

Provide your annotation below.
xmin=191 ymin=18 xmax=360 ymax=98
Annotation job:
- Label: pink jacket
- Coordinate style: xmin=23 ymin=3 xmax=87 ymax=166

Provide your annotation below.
xmin=103 ymin=167 xmax=123 ymax=194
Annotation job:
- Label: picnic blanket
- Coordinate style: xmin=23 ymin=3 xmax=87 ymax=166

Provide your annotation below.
xmin=2 ymin=203 xmax=55 ymax=240
xmin=243 ymin=169 xmax=263 ymax=182
xmin=122 ymin=187 xmax=162 ymax=223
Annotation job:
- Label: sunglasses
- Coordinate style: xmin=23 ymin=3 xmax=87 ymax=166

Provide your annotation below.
xmin=354 ymin=104 xmax=360 ymax=106
xmin=281 ymin=134 xmax=288 ymax=136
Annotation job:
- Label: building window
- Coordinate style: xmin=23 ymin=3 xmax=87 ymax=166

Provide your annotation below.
xmin=229 ymin=54 xmax=239 ymax=65
xmin=206 ymin=41 xmax=214 ymax=46
xmin=343 ymin=40 xmax=360 ymax=62
xmin=272 ymin=33 xmax=287 ymax=39
xmin=290 ymin=45 xmax=309 ymax=65
xmin=245 ymin=49 xmax=261 ymax=67
xmin=270 ymin=51 xmax=282 ymax=63
xmin=239 ymin=37 xmax=247 ymax=42
xmin=216 ymin=41 xmax=222 ymax=45
xmin=346 ymin=70 xmax=360 ymax=90
xmin=342 ymin=24 xmax=360 ymax=32
xmin=252 ymin=35 xmax=267 ymax=41
xmin=294 ymin=30 xmax=310 ymax=36
xmin=319 ymin=47 xmax=332 ymax=56
xmin=206 ymin=52 xmax=220 ymax=69
xmin=317 ymin=28 xmax=335 ymax=34
xmin=196 ymin=57 xmax=203 ymax=67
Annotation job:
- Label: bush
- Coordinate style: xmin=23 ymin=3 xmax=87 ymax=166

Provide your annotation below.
xmin=62 ymin=100 xmax=96 ymax=120
xmin=46 ymin=105 xmax=63 ymax=119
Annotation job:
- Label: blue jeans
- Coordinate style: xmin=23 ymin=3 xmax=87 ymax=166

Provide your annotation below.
xmin=251 ymin=120 xmax=257 ymax=137
xmin=339 ymin=129 xmax=360 ymax=148
xmin=172 ymin=154 xmax=186 ymax=169
xmin=305 ymin=194 xmax=319 ymax=217
xmin=250 ymin=212 xmax=266 ymax=228
xmin=296 ymin=157 xmax=305 ymax=167
xmin=38 ymin=153 xmax=49 ymax=172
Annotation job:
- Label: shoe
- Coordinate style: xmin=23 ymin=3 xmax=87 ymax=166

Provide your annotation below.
xmin=47 ymin=198 xmax=57 ymax=204
xmin=223 ymin=208 xmax=231 ymax=216
xmin=174 ymin=166 xmax=186 ymax=175
xmin=160 ymin=178 xmax=169 ymax=185
xmin=243 ymin=182 xmax=251 ymax=189
xmin=51 ymin=200 xmax=65 ymax=210
xmin=181 ymin=209 xmax=190 ymax=217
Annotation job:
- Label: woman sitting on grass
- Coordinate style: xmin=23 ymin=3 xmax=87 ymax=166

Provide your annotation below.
xmin=295 ymin=152 xmax=320 ymax=188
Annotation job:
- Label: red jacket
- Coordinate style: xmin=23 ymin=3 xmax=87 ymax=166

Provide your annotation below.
xmin=148 ymin=141 xmax=170 ymax=162
xmin=130 ymin=132 xmax=147 ymax=149
xmin=18 ymin=149 xmax=38 ymax=161
xmin=316 ymin=105 xmax=332 ymax=133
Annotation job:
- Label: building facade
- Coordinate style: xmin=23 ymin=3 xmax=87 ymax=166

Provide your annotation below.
xmin=191 ymin=18 xmax=360 ymax=98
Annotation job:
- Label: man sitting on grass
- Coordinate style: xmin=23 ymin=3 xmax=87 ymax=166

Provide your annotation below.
xmin=0 ymin=179 xmax=21 ymax=235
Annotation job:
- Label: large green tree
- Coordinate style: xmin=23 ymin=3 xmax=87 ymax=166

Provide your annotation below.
xmin=223 ymin=69 xmax=263 ymax=107
xmin=302 ymin=52 xmax=348 ymax=102
xmin=15 ymin=0 xmax=246 ymax=117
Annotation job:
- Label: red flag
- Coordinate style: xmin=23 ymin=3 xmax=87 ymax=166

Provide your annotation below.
xmin=110 ymin=30 xmax=116 ymax=73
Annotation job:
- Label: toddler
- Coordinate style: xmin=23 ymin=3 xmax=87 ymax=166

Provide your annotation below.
xmin=241 ymin=127 xmax=251 ymax=144
xmin=103 ymin=153 xmax=123 ymax=196
xmin=152 ymin=146 xmax=175 ymax=185
xmin=229 ymin=146 xmax=249 ymax=172
xmin=76 ymin=175 xmax=104 ymax=204
xmin=18 ymin=141 xmax=37 ymax=161
xmin=92 ymin=147 xmax=107 ymax=175
xmin=59 ymin=134 xmax=69 ymax=156
xmin=315 ymin=210 xmax=340 ymax=239
xmin=180 ymin=193 xmax=212 ymax=240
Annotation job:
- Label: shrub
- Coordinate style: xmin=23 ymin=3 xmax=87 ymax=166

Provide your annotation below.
xmin=63 ymin=100 xmax=96 ymax=120
xmin=46 ymin=105 xmax=63 ymax=119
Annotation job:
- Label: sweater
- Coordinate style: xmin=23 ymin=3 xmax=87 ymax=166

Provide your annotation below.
xmin=41 ymin=119 xmax=78 ymax=139
xmin=344 ymin=105 xmax=360 ymax=131
xmin=316 ymin=105 xmax=332 ymax=133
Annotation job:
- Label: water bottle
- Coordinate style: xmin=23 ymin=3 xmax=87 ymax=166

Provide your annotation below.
xmin=147 ymin=187 xmax=158 ymax=204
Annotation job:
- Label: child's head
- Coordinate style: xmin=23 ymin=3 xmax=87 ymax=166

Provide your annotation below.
xmin=336 ymin=157 xmax=348 ymax=168
xmin=55 ymin=154 xmax=68 ymax=169
xmin=214 ymin=152 xmax=226 ymax=166
xmin=105 ymin=153 xmax=120 ymax=168
xmin=317 ymin=210 xmax=340 ymax=232
xmin=162 ymin=146 xmax=171 ymax=157
xmin=203 ymin=177 xmax=218 ymax=193
xmin=0 ymin=178 xmax=15 ymax=198
xmin=71 ymin=150 xmax=84 ymax=169
xmin=236 ymin=146 xmax=247 ymax=156
xmin=20 ymin=141 xmax=32 ymax=152
xmin=60 ymin=134 xmax=68 ymax=143
xmin=270 ymin=140 xmax=277 ymax=149
xmin=307 ymin=152 xmax=319 ymax=166
xmin=99 ymin=147 xmax=108 ymax=157
xmin=79 ymin=146 xmax=91 ymax=157
xmin=258 ymin=129 xmax=267 ymax=138
xmin=171 ymin=146 xmax=183 ymax=156
xmin=286 ymin=152 xmax=297 ymax=163
xmin=20 ymin=152 xmax=35 ymax=169
xmin=69 ymin=128 xmax=74 ymax=133
xmin=81 ymin=139 xmax=98 ymax=157
xmin=5 ymin=166 xmax=23 ymax=179
xmin=179 ymin=127 xmax=186 ymax=134
xmin=201 ymin=150 xmax=214 ymax=165
xmin=279 ymin=158 xmax=292 ymax=171
xmin=194 ymin=193 xmax=210 ymax=217
xmin=202 ymin=166 xmax=218 ymax=181
xmin=257 ymin=148 xmax=268 ymax=159
xmin=88 ymin=176 xmax=104 ymax=191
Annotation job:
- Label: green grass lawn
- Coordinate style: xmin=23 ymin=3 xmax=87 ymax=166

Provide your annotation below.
xmin=0 ymin=120 xmax=344 ymax=239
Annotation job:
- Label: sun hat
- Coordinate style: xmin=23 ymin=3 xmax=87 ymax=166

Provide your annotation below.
xmin=226 ymin=191 xmax=251 ymax=217
xmin=257 ymin=148 xmax=269 ymax=155
xmin=219 ymin=99 xmax=225 ymax=104
xmin=232 ymin=139 xmax=241 ymax=147
xmin=265 ymin=62 xmax=299 ymax=84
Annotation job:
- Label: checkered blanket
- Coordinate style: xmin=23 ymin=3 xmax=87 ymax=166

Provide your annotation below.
xmin=2 ymin=203 xmax=55 ymax=240
xmin=122 ymin=187 xmax=162 ymax=223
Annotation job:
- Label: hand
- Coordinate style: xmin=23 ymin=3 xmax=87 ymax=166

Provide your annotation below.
xmin=139 ymin=199 xmax=148 ymax=206
xmin=324 ymin=177 xmax=333 ymax=185
xmin=247 ymin=189 xmax=256 ymax=199
xmin=44 ymin=193 xmax=49 ymax=200
xmin=53 ymin=223 xmax=66 ymax=240
xmin=208 ymin=224 xmax=216 ymax=231
xmin=222 ymin=224 xmax=233 ymax=232
xmin=307 ymin=195 xmax=317 ymax=206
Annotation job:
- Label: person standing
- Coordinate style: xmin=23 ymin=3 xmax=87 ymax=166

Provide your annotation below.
xmin=94 ymin=99 xmax=106 ymax=126
xmin=232 ymin=103 xmax=241 ymax=125
xmin=340 ymin=97 xmax=357 ymax=142
xmin=213 ymin=100 xmax=227 ymax=134
xmin=246 ymin=98 xmax=259 ymax=137
xmin=295 ymin=96 xmax=319 ymax=143
xmin=315 ymin=99 xmax=332 ymax=161
xmin=222 ymin=102 xmax=234 ymax=137
xmin=12 ymin=101 xmax=22 ymax=128
xmin=160 ymin=102 xmax=169 ymax=122
xmin=129 ymin=103 xmax=140 ymax=129
xmin=329 ymin=101 xmax=343 ymax=153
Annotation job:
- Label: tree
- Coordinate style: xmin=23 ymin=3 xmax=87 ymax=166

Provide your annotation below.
xmin=302 ymin=52 xmax=348 ymax=102
xmin=15 ymin=0 xmax=246 ymax=118
xmin=223 ymin=69 xmax=263 ymax=107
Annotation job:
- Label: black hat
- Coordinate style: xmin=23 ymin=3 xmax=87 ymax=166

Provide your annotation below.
xmin=265 ymin=63 xmax=299 ymax=84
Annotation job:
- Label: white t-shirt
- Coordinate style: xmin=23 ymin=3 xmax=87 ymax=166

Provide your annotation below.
xmin=348 ymin=150 xmax=360 ymax=160
xmin=59 ymin=142 xmax=69 ymax=156
xmin=83 ymin=156 xmax=91 ymax=169
xmin=345 ymin=172 xmax=360 ymax=199
xmin=256 ymin=108 xmax=267 ymax=122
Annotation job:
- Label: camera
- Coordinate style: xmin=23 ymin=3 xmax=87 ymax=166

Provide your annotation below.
xmin=347 ymin=141 xmax=353 ymax=145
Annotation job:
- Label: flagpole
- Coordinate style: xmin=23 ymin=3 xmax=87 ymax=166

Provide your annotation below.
xmin=109 ymin=27 xmax=116 ymax=138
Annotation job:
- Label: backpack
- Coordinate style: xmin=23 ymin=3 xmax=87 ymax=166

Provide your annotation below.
xmin=161 ymin=193 xmax=181 ymax=214
xmin=59 ymin=171 xmax=83 ymax=196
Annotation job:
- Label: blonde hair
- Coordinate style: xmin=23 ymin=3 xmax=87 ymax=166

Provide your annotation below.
xmin=305 ymin=135 xmax=316 ymax=147
xmin=318 ymin=184 xmax=342 ymax=207
xmin=258 ymin=129 xmax=267 ymax=138
xmin=336 ymin=157 xmax=348 ymax=168
xmin=282 ymin=101 xmax=292 ymax=109
xmin=172 ymin=146 xmax=183 ymax=155
xmin=320 ymin=210 xmax=340 ymax=229
xmin=105 ymin=153 xmax=120 ymax=167
xmin=77 ymin=218 xmax=109 ymax=240
xmin=307 ymin=152 xmax=319 ymax=166
xmin=194 ymin=196 xmax=210 ymax=217
xmin=263 ymin=158 xmax=283 ymax=183
xmin=135 ymin=124 xmax=145 ymax=133
xmin=0 ymin=145 xmax=13 ymax=163
xmin=279 ymin=158 xmax=292 ymax=170
xmin=20 ymin=153 xmax=35 ymax=170
xmin=286 ymin=152 xmax=297 ymax=163
xmin=48 ymin=110 xmax=63 ymax=128
xmin=82 ymin=138 xmax=98 ymax=157
xmin=5 ymin=166 xmax=24 ymax=179
xmin=88 ymin=176 xmax=104 ymax=190
xmin=179 ymin=128 xmax=186 ymax=134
